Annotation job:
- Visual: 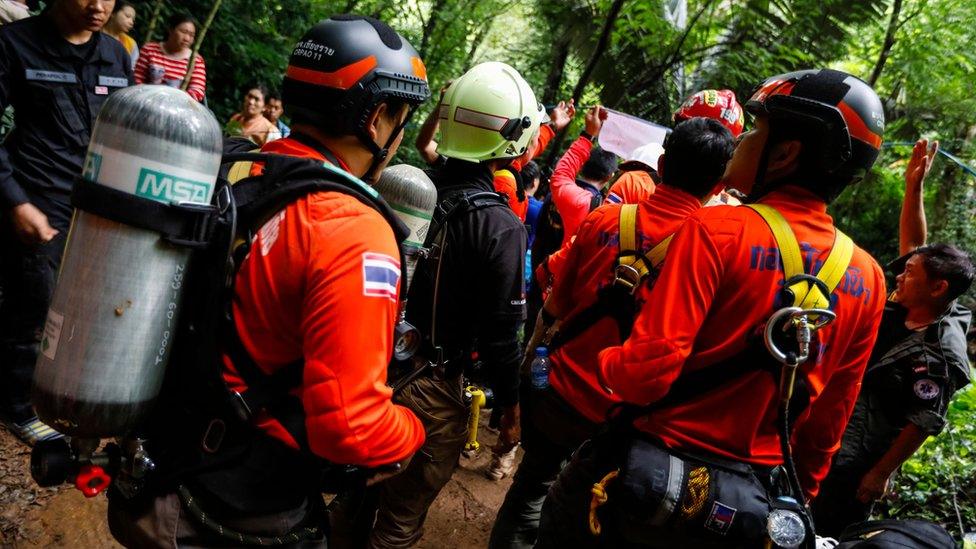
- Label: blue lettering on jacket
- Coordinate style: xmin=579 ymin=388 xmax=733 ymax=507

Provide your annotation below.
xmin=749 ymin=244 xmax=873 ymax=305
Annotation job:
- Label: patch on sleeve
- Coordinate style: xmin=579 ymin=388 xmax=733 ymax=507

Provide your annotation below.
xmin=362 ymin=252 xmax=400 ymax=300
xmin=913 ymin=378 xmax=940 ymax=400
xmin=606 ymin=192 xmax=622 ymax=204
xmin=704 ymin=501 xmax=736 ymax=535
xmin=258 ymin=211 xmax=286 ymax=256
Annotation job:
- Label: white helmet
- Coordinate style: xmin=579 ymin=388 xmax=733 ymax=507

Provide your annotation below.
xmin=619 ymin=142 xmax=665 ymax=172
xmin=437 ymin=62 xmax=545 ymax=162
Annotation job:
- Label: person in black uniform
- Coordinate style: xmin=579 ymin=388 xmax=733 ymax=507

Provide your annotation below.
xmin=368 ymin=61 xmax=546 ymax=549
xmin=813 ymin=139 xmax=974 ymax=537
xmin=0 ymin=0 xmax=132 ymax=444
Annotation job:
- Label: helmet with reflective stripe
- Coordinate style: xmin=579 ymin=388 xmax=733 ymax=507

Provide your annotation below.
xmin=674 ymin=89 xmax=744 ymax=138
xmin=436 ymin=62 xmax=545 ymax=162
xmin=745 ymin=69 xmax=884 ymax=201
xmin=282 ymin=15 xmax=430 ymax=163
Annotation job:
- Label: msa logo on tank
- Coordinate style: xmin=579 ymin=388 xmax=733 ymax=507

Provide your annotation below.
xmin=83 ymin=152 xmax=103 ymax=182
xmin=136 ymin=167 xmax=212 ymax=203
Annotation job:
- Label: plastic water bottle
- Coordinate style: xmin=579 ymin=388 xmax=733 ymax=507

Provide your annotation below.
xmin=530 ymin=347 xmax=550 ymax=390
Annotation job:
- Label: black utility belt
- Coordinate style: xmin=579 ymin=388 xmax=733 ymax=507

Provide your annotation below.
xmin=604 ymin=434 xmax=775 ymax=544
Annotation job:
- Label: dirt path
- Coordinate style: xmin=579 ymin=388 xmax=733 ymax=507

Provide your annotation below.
xmin=0 ymin=419 xmax=514 ymax=548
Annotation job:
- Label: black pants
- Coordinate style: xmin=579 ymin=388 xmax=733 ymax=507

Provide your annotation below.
xmin=811 ymin=465 xmax=873 ymax=539
xmin=488 ymin=385 xmax=597 ymax=549
xmin=0 ymin=225 xmax=67 ymax=422
xmin=536 ymin=435 xmax=774 ymax=549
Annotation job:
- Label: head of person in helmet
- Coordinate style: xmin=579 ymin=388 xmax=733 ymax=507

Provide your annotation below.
xmin=281 ymin=15 xmax=431 ymax=181
xmin=674 ymin=89 xmax=744 ymax=139
xmin=435 ymin=61 xmax=546 ymax=169
xmin=723 ymin=69 xmax=884 ymax=203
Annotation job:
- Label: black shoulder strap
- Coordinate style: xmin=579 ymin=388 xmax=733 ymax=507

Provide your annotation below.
xmin=221 ymin=152 xmax=408 ymax=244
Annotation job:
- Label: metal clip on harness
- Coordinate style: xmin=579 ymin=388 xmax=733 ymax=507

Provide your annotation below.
xmin=763 ymin=306 xmax=836 ymax=548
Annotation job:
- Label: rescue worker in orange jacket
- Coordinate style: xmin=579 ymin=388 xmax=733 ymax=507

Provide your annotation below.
xmin=489 ymin=117 xmax=735 ymax=549
xmin=536 ymin=69 xmax=889 ymax=548
xmin=107 ymin=16 xmax=430 ymax=547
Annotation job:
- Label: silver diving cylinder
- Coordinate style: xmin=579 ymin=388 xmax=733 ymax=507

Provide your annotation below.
xmin=373 ymin=164 xmax=437 ymax=290
xmin=373 ymin=164 xmax=438 ymax=361
xmin=32 ymin=85 xmax=223 ymax=438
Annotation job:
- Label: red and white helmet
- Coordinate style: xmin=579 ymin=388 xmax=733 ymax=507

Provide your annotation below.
xmin=673 ymin=89 xmax=744 ymax=138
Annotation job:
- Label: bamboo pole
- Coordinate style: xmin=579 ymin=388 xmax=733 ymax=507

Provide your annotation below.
xmin=180 ymin=0 xmax=223 ymax=92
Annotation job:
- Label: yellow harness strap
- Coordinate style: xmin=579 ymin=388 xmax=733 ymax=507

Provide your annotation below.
xmin=226 ymin=160 xmax=256 ymax=185
xmin=617 ymin=204 xmax=674 ymax=281
xmin=746 ymin=204 xmax=854 ymax=309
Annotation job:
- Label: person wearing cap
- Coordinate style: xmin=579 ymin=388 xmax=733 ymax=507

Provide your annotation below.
xmin=489 ymin=117 xmax=735 ymax=549
xmin=368 ymin=61 xmax=545 ymax=549
xmin=0 ymin=0 xmax=132 ymax=446
xmin=603 ymin=89 xmax=744 ymax=207
xmin=535 ymin=69 xmax=889 ymax=548
xmin=107 ymin=16 xmax=430 ymax=547
xmin=812 ymin=139 xmax=974 ymax=537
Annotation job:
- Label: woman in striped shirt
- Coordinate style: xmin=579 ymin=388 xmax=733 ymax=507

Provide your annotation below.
xmin=134 ymin=13 xmax=206 ymax=102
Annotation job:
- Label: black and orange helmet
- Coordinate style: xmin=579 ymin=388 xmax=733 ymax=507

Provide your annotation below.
xmin=746 ymin=69 xmax=884 ymax=200
xmin=282 ymin=15 xmax=430 ymax=147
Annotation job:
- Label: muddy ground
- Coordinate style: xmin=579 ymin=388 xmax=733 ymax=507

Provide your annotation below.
xmin=0 ymin=418 xmax=516 ymax=548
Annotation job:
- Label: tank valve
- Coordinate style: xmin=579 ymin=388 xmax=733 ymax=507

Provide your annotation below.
xmin=75 ymin=464 xmax=112 ymax=498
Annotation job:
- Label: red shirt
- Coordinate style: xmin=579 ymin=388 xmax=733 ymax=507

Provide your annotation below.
xmin=134 ymin=42 xmax=207 ymax=101
xmin=223 ymin=137 xmax=424 ymax=468
xmin=599 ymin=187 xmax=886 ymax=498
xmin=551 ymin=136 xmax=600 ymax=247
xmin=548 ymin=186 xmax=702 ymax=423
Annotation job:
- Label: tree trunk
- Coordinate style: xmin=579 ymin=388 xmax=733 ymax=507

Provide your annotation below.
xmin=570 ymin=0 xmax=626 ymax=105
xmin=546 ymin=0 xmax=627 ymax=167
xmin=462 ymin=22 xmax=492 ymax=72
xmin=868 ymin=0 xmax=903 ymax=87
xmin=419 ymin=0 xmax=449 ymax=57
xmin=542 ymin=37 xmax=570 ymax=105
xmin=181 ymin=0 xmax=223 ymax=92
xmin=143 ymin=0 xmax=166 ymax=44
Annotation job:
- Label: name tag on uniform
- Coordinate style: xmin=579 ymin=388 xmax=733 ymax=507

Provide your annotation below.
xmin=98 ymin=75 xmax=128 ymax=88
xmin=94 ymin=85 xmax=109 ymax=95
xmin=25 ymin=69 xmax=77 ymax=83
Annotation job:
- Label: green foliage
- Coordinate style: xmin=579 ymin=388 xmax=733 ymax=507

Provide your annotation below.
xmin=875 ymin=382 xmax=976 ymax=538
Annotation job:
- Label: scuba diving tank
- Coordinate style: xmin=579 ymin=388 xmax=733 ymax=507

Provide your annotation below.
xmin=373 ymin=164 xmax=438 ymax=361
xmin=373 ymin=164 xmax=437 ymax=289
xmin=32 ymin=85 xmax=222 ymax=438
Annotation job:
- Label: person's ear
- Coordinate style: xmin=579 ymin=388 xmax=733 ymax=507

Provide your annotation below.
xmin=656 ymin=154 xmax=666 ymax=182
xmin=365 ymin=102 xmax=389 ymax=144
xmin=930 ymin=279 xmax=950 ymax=301
xmin=767 ymin=140 xmax=802 ymax=175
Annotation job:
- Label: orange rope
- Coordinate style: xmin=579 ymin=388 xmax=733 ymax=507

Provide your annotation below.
xmin=588 ymin=469 xmax=619 ymax=536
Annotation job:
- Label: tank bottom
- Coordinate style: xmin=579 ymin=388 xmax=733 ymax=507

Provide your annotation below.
xmin=32 ymin=386 xmax=155 ymax=439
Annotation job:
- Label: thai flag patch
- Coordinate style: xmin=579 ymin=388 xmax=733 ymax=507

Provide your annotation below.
xmin=362 ymin=252 xmax=400 ymax=300
xmin=704 ymin=501 xmax=736 ymax=535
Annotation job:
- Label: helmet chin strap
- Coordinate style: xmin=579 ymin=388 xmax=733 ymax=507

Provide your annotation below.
xmin=359 ymin=105 xmax=419 ymax=184
xmin=744 ymin=126 xmax=780 ymax=204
